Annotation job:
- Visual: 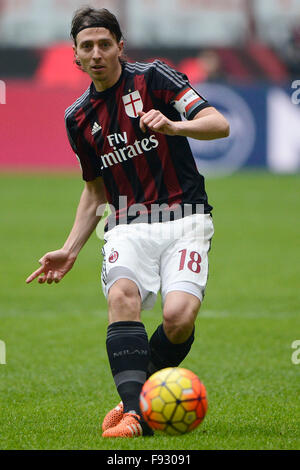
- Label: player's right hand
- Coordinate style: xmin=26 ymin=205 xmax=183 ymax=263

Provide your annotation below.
xmin=26 ymin=249 xmax=77 ymax=285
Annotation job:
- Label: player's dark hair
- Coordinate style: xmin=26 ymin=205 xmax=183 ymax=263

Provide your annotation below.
xmin=71 ymin=6 xmax=125 ymax=68
xmin=71 ymin=6 xmax=123 ymax=45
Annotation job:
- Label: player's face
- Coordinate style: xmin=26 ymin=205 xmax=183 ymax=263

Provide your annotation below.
xmin=74 ymin=27 xmax=124 ymax=91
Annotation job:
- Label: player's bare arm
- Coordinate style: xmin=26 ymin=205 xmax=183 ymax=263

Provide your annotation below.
xmin=138 ymin=106 xmax=230 ymax=140
xmin=26 ymin=176 xmax=107 ymax=285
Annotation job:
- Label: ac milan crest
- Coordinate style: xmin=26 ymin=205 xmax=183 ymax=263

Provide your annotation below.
xmin=109 ymin=251 xmax=119 ymax=263
xmin=122 ymin=90 xmax=143 ymax=118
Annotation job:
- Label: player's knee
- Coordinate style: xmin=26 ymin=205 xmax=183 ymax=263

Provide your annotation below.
xmin=163 ymin=302 xmax=199 ymax=344
xmin=108 ymin=279 xmax=141 ymax=322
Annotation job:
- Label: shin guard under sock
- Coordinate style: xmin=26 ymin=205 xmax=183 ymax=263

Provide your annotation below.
xmin=106 ymin=321 xmax=150 ymax=414
xmin=147 ymin=323 xmax=195 ymax=377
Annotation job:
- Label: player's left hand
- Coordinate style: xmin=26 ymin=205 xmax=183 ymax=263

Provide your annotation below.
xmin=138 ymin=110 xmax=178 ymax=136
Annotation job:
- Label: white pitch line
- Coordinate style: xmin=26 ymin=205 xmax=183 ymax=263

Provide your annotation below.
xmin=200 ymin=310 xmax=299 ymax=319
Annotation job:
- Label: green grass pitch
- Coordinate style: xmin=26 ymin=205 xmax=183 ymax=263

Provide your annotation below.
xmin=0 ymin=171 xmax=299 ymax=450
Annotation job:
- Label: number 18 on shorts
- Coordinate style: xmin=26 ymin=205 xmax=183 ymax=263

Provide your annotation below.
xmin=101 ymin=214 xmax=214 ymax=309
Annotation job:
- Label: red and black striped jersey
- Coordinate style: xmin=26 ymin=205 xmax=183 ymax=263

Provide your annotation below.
xmin=65 ymin=60 xmax=213 ymax=226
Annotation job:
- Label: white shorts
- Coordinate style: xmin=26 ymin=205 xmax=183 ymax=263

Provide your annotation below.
xmin=101 ymin=213 xmax=214 ymax=310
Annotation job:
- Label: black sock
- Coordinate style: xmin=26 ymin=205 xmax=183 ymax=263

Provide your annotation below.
xmin=147 ymin=323 xmax=195 ymax=377
xmin=106 ymin=321 xmax=150 ymax=415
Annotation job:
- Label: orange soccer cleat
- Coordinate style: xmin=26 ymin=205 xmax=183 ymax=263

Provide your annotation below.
xmin=102 ymin=401 xmax=124 ymax=432
xmin=102 ymin=412 xmax=154 ymax=438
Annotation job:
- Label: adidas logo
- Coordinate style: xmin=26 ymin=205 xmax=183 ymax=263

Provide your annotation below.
xmin=92 ymin=122 xmax=102 ymax=136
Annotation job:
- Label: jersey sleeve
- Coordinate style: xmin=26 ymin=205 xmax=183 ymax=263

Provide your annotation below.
xmin=65 ymin=115 xmax=102 ymax=182
xmin=150 ymin=60 xmax=211 ymax=120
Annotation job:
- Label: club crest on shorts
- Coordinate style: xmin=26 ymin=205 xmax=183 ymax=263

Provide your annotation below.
xmin=109 ymin=251 xmax=119 ymax=263
xmin=122 ymin=91 xmax=143 ymax=118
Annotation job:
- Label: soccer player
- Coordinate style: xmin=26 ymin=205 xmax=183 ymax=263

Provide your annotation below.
xmin=26 ymin=7 xmax=230 ymax=438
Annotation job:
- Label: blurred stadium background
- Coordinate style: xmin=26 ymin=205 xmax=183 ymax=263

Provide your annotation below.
xmin=1 ymin=0 xmax=300 ymax=174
